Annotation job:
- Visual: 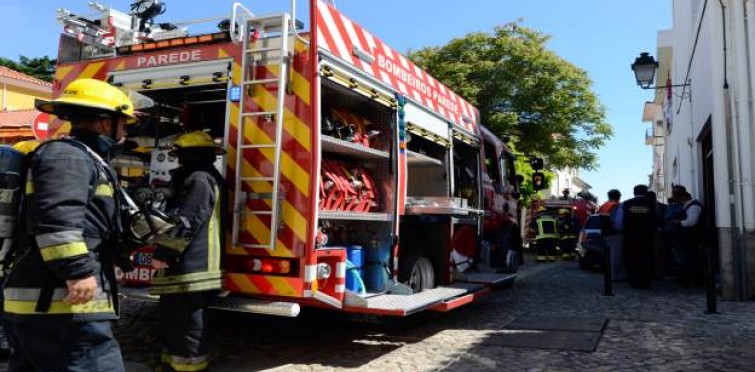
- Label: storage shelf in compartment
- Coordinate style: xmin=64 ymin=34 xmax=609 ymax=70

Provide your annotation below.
xmin=321 ymin=135 xmax=389 ymax=160
xmin=406 ymin=150 xmax=443 ymax=166
xmin=405 ymin=206 xmax=484 ymax=216
xmin=319 ymin=210 xmax=392 ymax=221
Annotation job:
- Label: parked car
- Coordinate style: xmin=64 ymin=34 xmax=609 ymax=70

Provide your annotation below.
xmin=576 ymin=214 xmax=605 ymax=270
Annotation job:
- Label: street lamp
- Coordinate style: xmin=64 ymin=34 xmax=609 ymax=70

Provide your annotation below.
xmin=631 ymin=52 xmax=689 ymax=90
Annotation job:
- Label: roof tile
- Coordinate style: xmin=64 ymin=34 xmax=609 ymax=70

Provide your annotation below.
xmin=0 ymin=109 xmax=38 ymax=128
xmin=0 ymin=66 xmax=52 ymax=87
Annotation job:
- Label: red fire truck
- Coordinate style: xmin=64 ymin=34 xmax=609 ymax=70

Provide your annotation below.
xmin=48 ymin=0 xmax=521 ymax=317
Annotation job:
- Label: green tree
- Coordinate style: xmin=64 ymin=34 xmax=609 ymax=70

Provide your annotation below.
xmin=0 ymin=56 xmax=57 ymax=82
xmin=409 ymin=22 xmax=612 ymax=170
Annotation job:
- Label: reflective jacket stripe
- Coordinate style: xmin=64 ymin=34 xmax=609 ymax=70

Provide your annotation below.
xmin=162 ymin=352 xmax=209 ymax=372
xmin=536 ymin=218 xmax=559 ymax=239
xmin=207 ymin=185 xmax=221 ymax=273
xmin=94 ymin=184 xmax=114 ymax=197
xmin=149 ymin=279 xmax=223 ymax=295
xmin=4 ymin=299 xmax=114 ymax=315
xmin=39 ymin=241 xmax=88 ymax=261
xmin=151 ymin=270 xmax=223 ymax=285
xmin=4 ymin=287 xmax=108 ymax=302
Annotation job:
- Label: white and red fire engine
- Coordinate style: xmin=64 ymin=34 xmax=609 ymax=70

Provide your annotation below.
xmin=48 ymin=0 xmax=522 ymax=317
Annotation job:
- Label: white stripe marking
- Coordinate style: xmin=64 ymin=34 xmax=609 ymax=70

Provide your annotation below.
xmin=335 ymin=284 xmax=345 ymax=293
xmin=304 ymin=265 xmax=317 ymax=283
xmin=320 ymin=6 xmax=353 ymax=63
xmin=316 ymin=26 xmax=331 ymax=52
xmin=341 ymin=17 xmax=374 ymax=75
xmin=336 ymin=262 xmax=346 ymax=278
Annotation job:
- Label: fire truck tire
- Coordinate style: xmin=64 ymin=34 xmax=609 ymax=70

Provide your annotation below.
xmin=400 ymin=254 xmax=435 ymax=293
xmin=502 ymin=250 xmax=519 ymax=274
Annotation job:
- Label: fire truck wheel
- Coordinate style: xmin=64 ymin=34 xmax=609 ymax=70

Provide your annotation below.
xmin=503 ymin=250 xmax=519 ymax=274
xmin=401 ymin=254 xmax=435 ymax=293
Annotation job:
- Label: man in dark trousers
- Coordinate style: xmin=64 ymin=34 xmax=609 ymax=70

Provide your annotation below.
xmin=3 ymin=78 xmax=140 ymax=371
xmin=622 ymin=184 xmax=657 ymax=289
xmin=670 ymin=185 xmax=705 ymax=285
xmin=150 ymin=131 xmax=226 ymax=372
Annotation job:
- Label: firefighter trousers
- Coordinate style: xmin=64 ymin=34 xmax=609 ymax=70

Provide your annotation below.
xmin=159 ymin=291 xmax=213 ymax=371
xmin=5 ymin=318 xmax=124 ymax=372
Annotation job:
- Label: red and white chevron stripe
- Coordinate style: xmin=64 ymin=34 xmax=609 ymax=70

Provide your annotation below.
xmin=315 ymin=0 xmax=479 ymax=134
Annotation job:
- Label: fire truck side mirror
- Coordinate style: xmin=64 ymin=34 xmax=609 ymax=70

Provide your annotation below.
xmin=532 ymin=172 xmax=547 ymax=190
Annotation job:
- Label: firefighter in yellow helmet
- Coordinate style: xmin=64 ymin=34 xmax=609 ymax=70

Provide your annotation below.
xmin=3 ymin=78 xmax=142 ymax=371
xmin=150 ymin=131 xmax=226 ymax=372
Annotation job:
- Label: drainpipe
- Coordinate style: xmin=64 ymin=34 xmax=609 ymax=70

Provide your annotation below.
xmin=733 ymin=0 xmax=755 ymax=233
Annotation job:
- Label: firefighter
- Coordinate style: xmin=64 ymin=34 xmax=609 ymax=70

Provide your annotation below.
xmin=150 ymin=131 xmax=226 ymax=372
xmin=557 ymin=208 xmax=578 ymax=259
xmin=3 ymin=78 xmax=137 ymax=371
xmin=622 ymin=185 xmax=657 ymax=289
xmin=530 ymin=207 xmax=559 ymax=262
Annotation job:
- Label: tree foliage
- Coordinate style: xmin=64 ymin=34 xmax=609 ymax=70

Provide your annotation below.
xmin=408 ymin=22 xmax=612 ymax=170
xmin=0 ymin=56 xmax=57 ymax=82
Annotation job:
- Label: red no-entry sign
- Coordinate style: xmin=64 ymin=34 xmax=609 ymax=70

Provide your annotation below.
xmin=32 ymin=112 xmax=50 ymax=140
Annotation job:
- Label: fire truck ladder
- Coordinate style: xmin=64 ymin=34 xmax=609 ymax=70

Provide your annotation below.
xmin=232 ymin=13 xmax=293 ymax=249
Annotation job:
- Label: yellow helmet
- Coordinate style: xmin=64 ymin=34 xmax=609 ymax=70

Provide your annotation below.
xmin=537 ymin=206 xmax=547 ymax=212
xmin=172 ymin=131 xmax=226 ymax=155
xmin=12 ymin=140 xmax=41 ymax=155
xmin=559 ymin=208 xmax=571 ymax=215
xmin=35 ymin=79 xmax=138 ymax=124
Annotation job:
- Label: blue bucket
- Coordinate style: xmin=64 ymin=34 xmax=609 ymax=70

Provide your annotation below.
xmin=345 ymin=245 xmax=363 ymax=292
xmin=364 ymin=242 xmax=390 ymax=292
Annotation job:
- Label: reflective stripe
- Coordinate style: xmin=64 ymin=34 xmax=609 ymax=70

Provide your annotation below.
xmin=149 ymin=279 xmax=223 ymax=295
xmin=39 ymin=241 xmax=88 ymax=261
xmin=207 ymin=185 xmax=221 ymax=273
xmin=94 ymin=183 xmax=114 ymax=197
xmin=25 ymin=180 xmax=34 ymax=195
xmin=4 ymin=287 xmax=107 ymax=302
xmin=36 ymin=230 xmax=84 ymax=248
xmin=162 ymin=352 xmax=209 ymax=371
xmin=151 ymin=270 xmax=223 ymax=285
xmin=4 ymin=299 xmax=114 ymax=315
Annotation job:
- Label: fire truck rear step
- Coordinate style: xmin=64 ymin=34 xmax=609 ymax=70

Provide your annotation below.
xmin=344 ymin=287 xmax=468 ymax=316
xmin=462 ymin=273 xmax=517 ymax=287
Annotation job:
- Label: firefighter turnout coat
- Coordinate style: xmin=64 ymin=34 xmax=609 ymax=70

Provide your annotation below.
xmin=150 ymin=165 xmax=224 ymax=295
xmin=4 ymin=132 xmax=120 ymax=320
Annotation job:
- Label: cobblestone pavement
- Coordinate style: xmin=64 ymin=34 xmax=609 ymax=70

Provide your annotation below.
xmin=4 ymin=258 xmax=755 ymax=371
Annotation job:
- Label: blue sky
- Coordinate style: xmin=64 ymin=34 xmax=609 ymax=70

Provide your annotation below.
xmin=0 ymin=0 xmax=670 ymax=202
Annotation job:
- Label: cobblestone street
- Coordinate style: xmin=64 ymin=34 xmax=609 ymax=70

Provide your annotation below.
xmin=5 ymin=258 xmax=755 ymax=371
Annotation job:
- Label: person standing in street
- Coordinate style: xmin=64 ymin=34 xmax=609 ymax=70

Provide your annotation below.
xmin=557 ymin=208 xmax=578 ymax=259
xmin=670 ymin=185 xmax=705 ymax=286
xmin=574 ymin=191 xmax=595 ymax=230
xmin=150 ymin=131 xmax=226 ymax=372
xmin=3 ymin=78 xmax=138 ymax=371
xmin=646 ymin=191 xmax=668 ymax=279
xmin=622 ymin=185 xmax=657 ymax=289
xmin=598 ymin=189 xmax=625 ymax=280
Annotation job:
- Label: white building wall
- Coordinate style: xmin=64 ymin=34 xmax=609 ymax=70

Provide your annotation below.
xmin=656 ymin=0 xmax=755 ymax=299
